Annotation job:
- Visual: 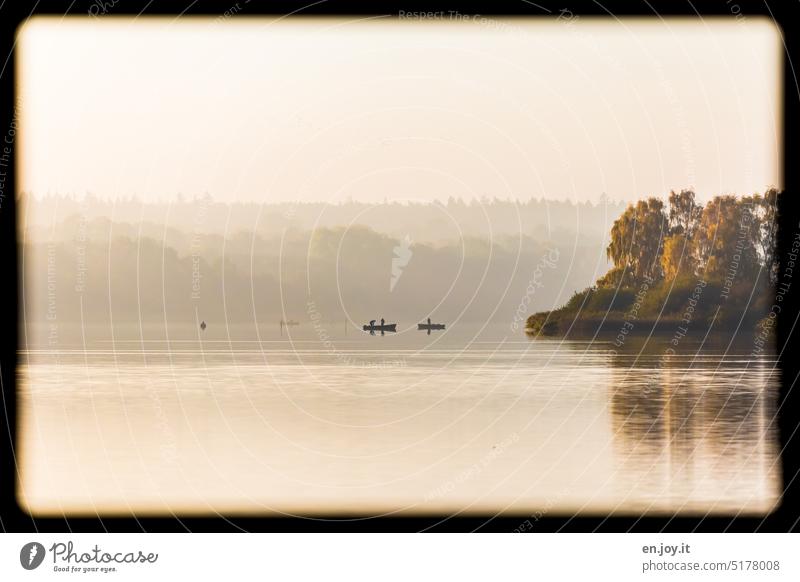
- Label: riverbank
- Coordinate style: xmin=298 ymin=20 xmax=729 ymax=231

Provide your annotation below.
xmin=525 ymin=276 xmax=773 ymax=344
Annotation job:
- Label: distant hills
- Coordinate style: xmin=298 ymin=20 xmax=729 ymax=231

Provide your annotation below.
xmin=20 ymin=194 xmax=625 ymax=338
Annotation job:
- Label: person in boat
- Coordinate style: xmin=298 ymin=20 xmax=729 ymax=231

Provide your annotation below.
xmin=381 ymin=318 xmax=385 ymax=327
xmin=427 ymin=317 xmax=431 ymax=326
xmin=370 ymin=319 xmax=376 ymax=327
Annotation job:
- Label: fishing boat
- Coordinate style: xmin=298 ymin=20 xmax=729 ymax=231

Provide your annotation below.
xmin=418 ymin=318 xmax=445 ymax=332
xmin=363 ymin=319 xmax=397 ymax=333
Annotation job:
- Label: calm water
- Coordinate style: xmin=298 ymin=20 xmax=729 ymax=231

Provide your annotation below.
xmin=18 ymin=324 xmax=781 ymax=516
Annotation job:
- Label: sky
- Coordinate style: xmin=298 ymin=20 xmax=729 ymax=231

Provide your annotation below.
xmin=17 ymin=16 xmax=782 ymax=204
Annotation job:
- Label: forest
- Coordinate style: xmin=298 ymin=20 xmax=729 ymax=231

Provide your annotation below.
xmin=21 ymin=194 xmax=621 ymax=346
xmin=526 ymin=189 xmax=781 ymax=342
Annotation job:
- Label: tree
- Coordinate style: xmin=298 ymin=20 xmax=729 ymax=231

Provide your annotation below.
xmin=693 ymin=195 xmax=760 ymax=282
xmin=606 ymin=197 xmax=668 ymax=284
xmin=661 ymin=233 xmax=696 ymax=280
xmin=596 ymin=265 xmax=634 ymax=288
xmin=752 ymin=188 xmax=779 ymax=283
xmin=668 ymin=189 xmax=702 ymax=238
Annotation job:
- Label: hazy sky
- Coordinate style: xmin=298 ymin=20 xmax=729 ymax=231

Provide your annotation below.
xmin=18 ymin=17 xmax=782 ymax=204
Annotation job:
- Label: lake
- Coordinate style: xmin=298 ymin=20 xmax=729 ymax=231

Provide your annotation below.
xmin=17 ymin=323 xmax=781 ymax=517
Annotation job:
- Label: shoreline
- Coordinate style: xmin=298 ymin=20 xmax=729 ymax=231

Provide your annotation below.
xmin=525 ymin=314 xmax=768 ymax=343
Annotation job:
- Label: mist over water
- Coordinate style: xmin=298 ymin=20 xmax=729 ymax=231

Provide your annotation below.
xmin=20 ymin=196 xmax=619 ymax=328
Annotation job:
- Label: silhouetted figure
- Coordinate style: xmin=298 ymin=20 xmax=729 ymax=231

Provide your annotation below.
xmin=200 ymin=321 xmax=206 ymax=331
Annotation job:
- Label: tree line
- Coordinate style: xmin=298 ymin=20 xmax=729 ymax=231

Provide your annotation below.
xmin=599 ymin=188 xmax=778 ymax=288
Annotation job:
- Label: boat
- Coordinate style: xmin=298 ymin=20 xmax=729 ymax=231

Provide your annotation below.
xmin=362 ymin=320 xmax=397 ymax=333
xmin=418 ymin=318 xmax=445 ymax=333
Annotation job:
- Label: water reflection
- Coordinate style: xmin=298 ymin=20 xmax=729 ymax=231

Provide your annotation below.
xmin=17 ymin=328 xmax=782 ymax=516
xmin=608 ymin=350 xmax=780 ymax=513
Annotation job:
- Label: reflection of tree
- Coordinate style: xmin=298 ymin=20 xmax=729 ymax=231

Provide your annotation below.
xmin=609 ymin=372 xmax=671 ymax=493
xmin=608 ymin=358 xmax=779 ymax=509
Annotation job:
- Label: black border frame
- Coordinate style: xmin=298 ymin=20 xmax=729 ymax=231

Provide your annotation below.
xmin=1 ymin=0 xmax=798 ymax=532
